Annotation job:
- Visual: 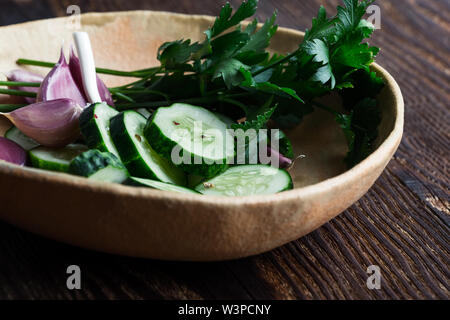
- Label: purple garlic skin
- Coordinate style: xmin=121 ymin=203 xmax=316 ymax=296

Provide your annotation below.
xmin=37 ymin=48 xmax=87 ymax=107
xmin=69 ymin=47 xmax=115 ymax=106
xmin=0 ymin=137 xmax=27 ymax=166
xmin=6 ymin=69 xmax=43 ymax=104
xmin=3 ymin=98 xmax=83 ymax=147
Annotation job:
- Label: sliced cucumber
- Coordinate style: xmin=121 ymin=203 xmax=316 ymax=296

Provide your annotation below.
xmin=5 ymin=126 xmax=39 ymax=151
xmin=69 ymin=149 xmax=129 ymax=183
xmin=79 ymin=102 xmax=120 ymax=157
xmin=29 ymin=144 xmax=88 ymax=172
xmin=125 ymin=177 xmax=199 ymax=194
xmin=215 ymin=113 xmax=234 ymax=128
xmin=110 ymin=111 xmax=186 ymax=185
xmin=144 ymin=103 xmax=235 ymax=178
xmin=136 ymin=108 xmax=152 ymax=119
xmin=195 ymin=165 xmax=293 ymax=196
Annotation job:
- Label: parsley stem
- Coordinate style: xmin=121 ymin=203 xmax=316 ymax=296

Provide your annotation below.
xmin=252 ymin=49 xmax=300 ymax=77
xmin=115 ymin=92 xmax=252 ymax=110
xmin=110 ymin=88 xmax=168 ymax=97
xmin=0 ymin=104 xmax=26 ymax=112
xmin=15 ymin=59 xmax=54 ymax=68
xmin=0 ymin=88 xmax=37 ymax=98
xmin=312 ymin=101 xmax=339 ymax=116
xmin=111 ymin=74 xmax=154 ymax=90
xmin=219 ymin=98 xmax=248 ymax=113
xmin=112 ymin=92 xmax=135 ymax=103
xmin=0 ymin=81 xmax=41 ymax=87
xmin=115 ymin=97 xmax=214 ymax=110
xmin=16 ymin=58 xmax=160 ymax=78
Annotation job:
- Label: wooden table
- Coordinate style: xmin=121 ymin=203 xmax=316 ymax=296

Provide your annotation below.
xmin=0 ymin=0 xmax=448 ymax=300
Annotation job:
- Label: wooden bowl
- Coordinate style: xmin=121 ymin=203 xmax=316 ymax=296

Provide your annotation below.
xmin=0 ymin=11 xmax=403 ymax=261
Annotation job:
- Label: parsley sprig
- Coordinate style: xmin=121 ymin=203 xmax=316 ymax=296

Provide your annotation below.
xmin=14 ymin=0 xmax=384 ymax=167
xmin=124 ymin=0 xmax=383 ymax=167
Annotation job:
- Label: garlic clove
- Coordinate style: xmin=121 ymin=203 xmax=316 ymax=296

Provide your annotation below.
xmin=69 ymin=47 xmax=115 ymax=106
xmin=36 ymin=48 xmax=87 ymax=107
xmin=0 ymin=137 xmax=27 ymax=166
xmin=1 ymin=98 xmax=83 ymax=147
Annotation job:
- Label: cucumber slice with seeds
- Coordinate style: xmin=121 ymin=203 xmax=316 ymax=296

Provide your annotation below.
xmin=79 ymin=102 xmax=120 ymax=157
xmin=215 ymin=113 xmax=234 ymax=128
xmin=195 ymin=165 xmax=293 ymax=196
xmin=69 ymin=149 xmax=129 ymax=183
xmin=110 ymin=111 xmax=186 ymax=185
xmin=125 ymin=177 xmax=199 ymax=194
xmin=5 ymin=126 xmax=39 ymax=151
xmin=29 ymin=144 xmax=88 ymax=172
xmin=144 ymin=103 xmax=235 ymax=178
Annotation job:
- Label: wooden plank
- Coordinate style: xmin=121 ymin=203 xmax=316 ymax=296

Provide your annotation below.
xmin=0 ymin=0 xmax=448 ymax=300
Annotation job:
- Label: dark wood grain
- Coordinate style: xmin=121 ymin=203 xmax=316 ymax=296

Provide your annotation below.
xmin=0 ymin=0 xmax=448 ymax=300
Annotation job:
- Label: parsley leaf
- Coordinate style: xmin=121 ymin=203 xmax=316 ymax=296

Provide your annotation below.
xmin=238 ymin=12 xmax=278 ymax=54
xmin=115 ymin=0 xmax=384 ymax=168
xmin=299 ymin=0 xmax=378 ymax=89
xmin=336 ymin=97 xmax=381 ymax=166
xmin=240 ymin=67 xmax=303 ymax=102
xmin=213 ymin=58 xmax=249 ymax=88
xmin=340 ymin=69 xmax=385 ymax=110
xmin=273 ymin=130 xmax=295 ymax=159
xmin=157 ymin=40 xmax=202 ymax=69
xmin=210 ymin=30 xmax=250 ymax=62
xmin=303 ymin=39 xmax=336 ymax=88
xmin=336 ymin=0 xmax=374 ymax=36
xmin=205 ymin=0 xmax=258 ymax=40
xmin=304 ymin=6 xmax=335 ymax=42
xmin=333 ymin=41 xmax=378 ymax=71
xmin=232 ymin=96 xmax=277 ymax=131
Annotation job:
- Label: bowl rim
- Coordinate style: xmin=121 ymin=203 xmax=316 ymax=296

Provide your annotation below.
xmin=0 ymin=11 xmax=404 ymax=206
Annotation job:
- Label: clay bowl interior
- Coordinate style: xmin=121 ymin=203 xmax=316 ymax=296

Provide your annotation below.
xmin=0 ymin=11 xmax=404 ymax=261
